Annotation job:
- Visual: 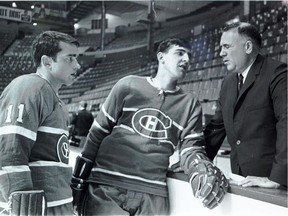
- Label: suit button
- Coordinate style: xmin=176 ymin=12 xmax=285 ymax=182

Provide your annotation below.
xmin=236 ymin=140 xmax=241 ymax=145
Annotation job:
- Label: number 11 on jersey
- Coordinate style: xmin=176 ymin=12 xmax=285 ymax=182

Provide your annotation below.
xmin=5 ymin=104 xmax=25 ymax=123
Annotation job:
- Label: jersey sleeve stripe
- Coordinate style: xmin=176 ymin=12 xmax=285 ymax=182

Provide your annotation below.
xmin=0 ymin=197 xmax=73 ymax=210
xmin=172 ymin=121 xmax=184 ymax=131
xmin=102 ymin=106 xmax=116 ymax=123
xmin=0 ymin=165 xmax=30 ymax=175
xmin=180 ymin=146 xmax=205 ymax=156
xmin=123 ymin=107 xmax=138 ymax=112
xmin=93 ymin=120 xmax=110 ymax=134
xmin=47 ymin=197 xmax=73 ymax=207
xmin=38 ymin=126 xmax=69 ymax=136
xmin=184 ymin=132 xmax=203 ymax=140
xmin=29 ymin=161 xmax=71 ymax=168
xmin=159 ymin=140 xmax=176 ymax=149
xmin=0 ymin=125 xmax=36 ymax=141
xmin=114 ymin=124 xmax=135 ymax=133
xmin=92 ymin=167 xmax=167 ymax=186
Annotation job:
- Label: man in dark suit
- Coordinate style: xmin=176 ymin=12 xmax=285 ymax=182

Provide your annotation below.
xmin=71 ymin=101 xmax=94 ymax=147
xmin=204 ymin=22 xmax=287 ymax=188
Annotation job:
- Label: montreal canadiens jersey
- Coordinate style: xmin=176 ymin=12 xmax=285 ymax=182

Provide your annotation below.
xmin=82 ymin=75 xmax=205 ymax=197
xmin=0 ymin=74 xmax=72 ymax=209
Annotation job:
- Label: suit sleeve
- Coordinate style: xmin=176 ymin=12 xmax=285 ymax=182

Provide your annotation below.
xmin=203 ymin=100 xmax=226 ymax=160
xmin=269 ymin=63 xmax=287 ymax=186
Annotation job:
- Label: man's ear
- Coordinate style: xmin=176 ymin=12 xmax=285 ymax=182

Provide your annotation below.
xmin=157 ymin=52 xmax=164 ymax=63
xmin=41 ymin=55 xmax=52 ymax=69
xmin=245 ymin=40 xmax=253 ymax=54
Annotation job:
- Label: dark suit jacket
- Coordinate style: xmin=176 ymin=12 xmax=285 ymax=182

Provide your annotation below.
xmin=204 ymin=55 xmax=287 ymax=186
xmin=71 ymin=109 xmax=94 ymax=136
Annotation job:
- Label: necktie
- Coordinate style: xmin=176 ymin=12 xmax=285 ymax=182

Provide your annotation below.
xmin=238 ymin=74 xmax=244 ymax=93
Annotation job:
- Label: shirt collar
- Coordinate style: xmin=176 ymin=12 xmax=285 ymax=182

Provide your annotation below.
xmin=239 ymin=58 xmax=256 ymax=83
xmin=147 ymin=77 xmax=180 ymax=93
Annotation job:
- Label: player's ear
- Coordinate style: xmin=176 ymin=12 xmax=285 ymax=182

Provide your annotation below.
xmin=157 ymin=52 xmax=164 ymax=64
xmin=41 ymin=55 xmax=52 ymax=69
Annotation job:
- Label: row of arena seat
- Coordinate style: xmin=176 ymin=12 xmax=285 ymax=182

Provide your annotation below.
xmin=0 ymin=2 xmax=286 ymax=117
xmin=64 ymin=3 xmax=287 ymax=114
xmin=0 ymin=32 xmax=16 ymax=55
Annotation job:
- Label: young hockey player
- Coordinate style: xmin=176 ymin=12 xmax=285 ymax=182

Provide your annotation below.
xmin=0 ymin=31 xmax=81 ymax=215
xmin=71 ymin=38 xmax=228 ymax=215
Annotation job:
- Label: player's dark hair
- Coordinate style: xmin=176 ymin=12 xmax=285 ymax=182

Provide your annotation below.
xmin=31 ymin=31 xmax=79 ymax=68
xmin=222 ymin=22 xmax=262 ymax=49
xmin=157 ymin=38 xmax=191 ymax=54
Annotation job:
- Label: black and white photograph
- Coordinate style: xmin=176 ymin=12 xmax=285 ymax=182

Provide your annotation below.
xmin=0 ymin=0 xmax=287 ymax=215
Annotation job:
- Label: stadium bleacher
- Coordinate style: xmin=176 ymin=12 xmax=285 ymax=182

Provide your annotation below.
xmin=0 ymin=1 xmax=286 ymax=117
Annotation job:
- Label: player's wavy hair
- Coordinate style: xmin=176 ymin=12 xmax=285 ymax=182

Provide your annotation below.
xmin=222 ymin=22 xmax=262 ymax=50
xmin=157 ymin=38 xmax=191 ymax=54
xmin=151 ymin=38 xmax=191 ymax=77
xmin=31 ymin=31 xmax=79 ymax=68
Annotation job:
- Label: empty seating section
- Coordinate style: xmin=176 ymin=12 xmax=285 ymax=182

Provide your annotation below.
xmin=105 ymin=31 xmax=147 ymax=50
xmin=0 ymin=32 xmax=16 ymax=55
xmin=0 ymin=3 xmax=286 ymax=116
xmin=59 ymin=48 xmax=151 ymax=109
xmin=254 ymin=5 xmax=287 ymax=62
xmin=0 ymin=33 xmax=37 ymax=91
xmin=12 ymin=35 xmax=36 ymax=56
xmin=0 ymin=55 xmax=35 ymax=92
xmin=76 ymin=33 xmax=115 ymax=50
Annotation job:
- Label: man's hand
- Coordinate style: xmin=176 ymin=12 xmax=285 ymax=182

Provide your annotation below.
xmin=231 ymin=176 xmax=280 ymax=188
xmin=189 ymin=160 xmax=229 ymax=209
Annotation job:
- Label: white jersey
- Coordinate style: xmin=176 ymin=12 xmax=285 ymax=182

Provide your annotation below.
xmin=0 ymin=74 xmax=73 ymax=209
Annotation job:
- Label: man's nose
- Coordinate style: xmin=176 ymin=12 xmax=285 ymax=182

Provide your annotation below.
xmin=219 ymin=48 xmax=225 ymax=57
xmin=183 ymin=53 xmax=190 ymax=62
xmin=75 ymin=60 xmax=81 ymax=70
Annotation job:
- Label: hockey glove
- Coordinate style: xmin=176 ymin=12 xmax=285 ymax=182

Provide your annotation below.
xmin=71 ymin=156 xmax=94 ymax=214
xmin=188 ymin=156 xmax=228 ymax=209
xmin=8 ymin=190 xmax=47 ymax=216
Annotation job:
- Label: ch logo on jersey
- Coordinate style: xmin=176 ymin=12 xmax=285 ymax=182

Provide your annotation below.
xmin=57 ymin=134 xmax=70 ymax=163
xmin=132 ymin=108 xmax=172 ymax=139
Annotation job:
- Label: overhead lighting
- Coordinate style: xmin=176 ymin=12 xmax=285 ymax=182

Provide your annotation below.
xmin=33 ymin=23 xmax=37 ymax=26
xmin=226 ymin=17 xmax=240 ymax=25
xmin=74 ymin=23 xmax=79 ymax=29
xmin=12 ymin=2 xmax=17 ymax=8
xmin=31 ymin=5 xmax=35 ymax=9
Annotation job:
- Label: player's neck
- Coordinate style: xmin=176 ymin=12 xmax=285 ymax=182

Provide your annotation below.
xmin=36 ymin=71 xmax=61 ymax=94
xmin=152 ymin=73 xmax=177 ymax=91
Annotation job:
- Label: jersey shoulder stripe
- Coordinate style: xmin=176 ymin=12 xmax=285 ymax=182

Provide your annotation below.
xmin=0 ymin=125 xmax=37 ymax=141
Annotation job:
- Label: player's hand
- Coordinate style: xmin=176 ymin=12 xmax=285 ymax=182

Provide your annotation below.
xmin=190 ymin=162 xmax=229 ymax=209
xmin=237 ymin=176 xmax=280 ymax=188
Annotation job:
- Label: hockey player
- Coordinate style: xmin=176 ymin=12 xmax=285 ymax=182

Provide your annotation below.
xmin=71 ymin=38 xmax=228 ymax=215
xmin=0 ymin=31 xmax=81 ymax=215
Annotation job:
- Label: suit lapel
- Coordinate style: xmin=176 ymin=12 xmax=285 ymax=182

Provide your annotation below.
xmin=236 ymin=55 xmax=264 ymax=104
xmin=227 ymin=73 xmax=238 ymax=122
